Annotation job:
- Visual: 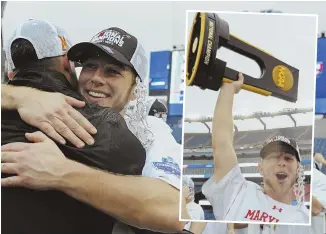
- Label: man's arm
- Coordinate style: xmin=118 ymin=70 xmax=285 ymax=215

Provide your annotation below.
xmin=233 ymin=223 xmax=248 ymax=229
xmin=189 ymin=222 xmax=206 ymax=234
xmin=61 ymin=162 xmax=184 ymax=232
xmin=212 ymin=74 xmax=244 ymax=182
xmin=314 ymin=153 xmax=326 ymax=167
xmin=181 ymin=186 xmax=191 ymax=219
xmin=1 ymin=84 xmax=96 ymax=147
xmin=311 ymin=196 xmax=323 ymax=216
xmin=139 ymin=115 xmax=189 ymax=227
xmin=1 ymin=131 xmax=185 ymax=232
xmin=226 ymin=223 xmax=248 ymax=234
xmin=227 ymin=223 xmax=235 ymax=234
xmin=2 ymin=84 xmax=32 ymax=109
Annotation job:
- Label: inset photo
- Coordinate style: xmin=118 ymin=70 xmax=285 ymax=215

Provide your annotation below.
xmin=181 ymin=10 xmax=318 ymax=225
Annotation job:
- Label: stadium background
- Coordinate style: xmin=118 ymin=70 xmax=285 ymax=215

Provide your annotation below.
xmin=182 ymin=11 xmax=326 ymax=222
xmin=1 ymin=1 xmax=326 ymax=222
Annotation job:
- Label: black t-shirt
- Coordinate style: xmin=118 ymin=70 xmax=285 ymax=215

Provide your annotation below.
xmin=1 ymin=69 xmax=146 ymax=234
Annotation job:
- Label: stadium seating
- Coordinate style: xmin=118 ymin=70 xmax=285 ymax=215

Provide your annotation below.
xmin=184 ymin=134 xmax=211 ymax=148
xmin=314 ymin=138 xmax=326 ymax=155
xmin=184 ymin=126 xmax=313 ymax=149
xmin=235 ymin=130 xmax=273 ymax=145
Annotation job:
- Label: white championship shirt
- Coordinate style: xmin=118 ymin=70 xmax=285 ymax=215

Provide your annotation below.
xmin=235 ymin=227 xmax=249 ymax=234
xmin=311 ymin=168 xmax=326 ymax=234
xmin=202 ymin=164 xmax=309 ymax=224
xmin=243 ymin=168 xmax=326 ymax=234
xmin=202 ymin=222 xmax=228 ymax=234
xmin=202 ymin=223 xmax=310 ymax=234
xmin=141 ymin=116 xmax=181 ymax=189
xmin=113 ymin=116 xmax=182 ymax=234
xmin=184 ymin=201 xmax=205 ymax=231
xmin=312 ymin=168 xmax=326 ymax=210
xmin=246 ymin=223 xmax=311 ymax=234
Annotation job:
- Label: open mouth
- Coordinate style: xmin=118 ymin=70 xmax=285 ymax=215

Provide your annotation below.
xmin=87 ymin=90 xmax=111 ymax=99
xmin=275 ymin=172 xmax=288 ymax=182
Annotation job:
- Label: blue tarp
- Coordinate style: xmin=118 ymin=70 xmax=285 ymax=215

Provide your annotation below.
xmin=315 ymin=37 xmax=326 ymax=114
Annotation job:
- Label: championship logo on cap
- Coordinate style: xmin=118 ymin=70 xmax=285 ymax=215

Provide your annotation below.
xmin=261 ymin=135 xmax=301 ymax=162
xmin=265 ymin=135 xmax=291 ymax=145
xmin=91 ymin=29 xmax=131 ymax=47
xmin=68 ymin=27 xmax=148 ymax=80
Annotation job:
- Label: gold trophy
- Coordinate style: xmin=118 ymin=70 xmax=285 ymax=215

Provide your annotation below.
xmin=186 ymin=12 xmax=299 ymax=102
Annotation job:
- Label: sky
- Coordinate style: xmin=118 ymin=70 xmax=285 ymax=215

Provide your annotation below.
xmin=2 ymin=1 xmax=326 ymax=132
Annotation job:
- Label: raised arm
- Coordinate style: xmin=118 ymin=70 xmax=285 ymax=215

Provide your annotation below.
xmin=212 ymin=74 xmax=244 ymax=182
xmin=1 ymin=84 xmax=96 ymax=147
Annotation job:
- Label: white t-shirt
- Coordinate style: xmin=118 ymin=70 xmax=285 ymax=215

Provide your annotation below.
xmin=202 ymin=164 xmax=309 ymax=224
xmin=246 ymin=224 xmax=311 ymax=234
xmin=241 ymin=168 xmax=326 ymax=234
xmin=311 ymin=212 xmax=326 ymax=234
xmin=184 ymin=201 xmax=205 ymax=230
xmin=202 ymin=223 xmax=248 ymax=234
xmin=235 ymin=227 xmax=248 ymax=234
xmin=243 ymin=216 xmax=325 ymax=234
xmin=113 ymin=116 xmax=182 ymax=234
xmin=202 ymin=222 xmax=228 ymax=234
xmin=141 ymin=116 xmax=181 ymax=189
xmin=202 ymin=224 xmax=310 ymax=234
xmin=312 ymin=168 xmax=326 ymax=209
xmin=311 ymin=168 xmax=326 ymax=234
